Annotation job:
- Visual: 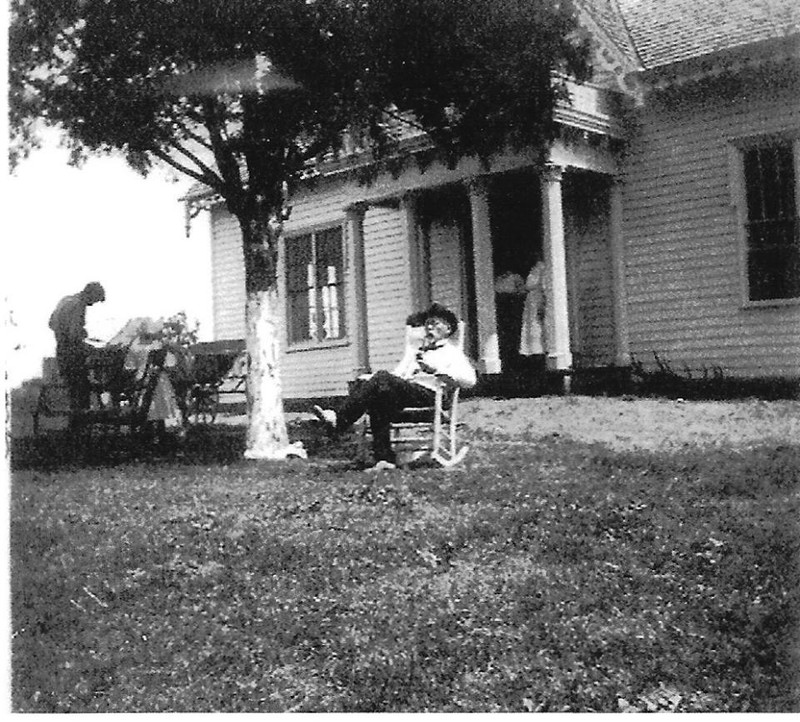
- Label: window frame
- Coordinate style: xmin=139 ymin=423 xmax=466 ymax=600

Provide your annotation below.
xmin=284 ymin=224 xmax=348 ymax=350
xmin=730 ymin=133 xmax=800 ymax=308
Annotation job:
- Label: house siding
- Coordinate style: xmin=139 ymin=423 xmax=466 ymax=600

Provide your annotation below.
xmin=428 ymin=219 xmax=467 ymax=321
xmin=209 ymin=207 xmax=246 ymax=341
xmin=209 ymin=180 xmax=424 ymax=399
xmin=210 ymin=182 xmax=359 ymax=399
xmin=565 ymin=176 xmax=617 ymax=366
xmin=621 ymin=77 xmax=800 ymax=378
xmin=362 ymin=205 xmax=412 ymax=373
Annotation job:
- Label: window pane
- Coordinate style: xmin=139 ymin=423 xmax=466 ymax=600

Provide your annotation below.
xmin=315 ymin=227 xmax=343 ymax=286
xmin=762 ymin=147 xmax=783 ymax=221
xmin=288 ymin=290 xmax=310 ymax=343
xmin=316 ymin=227 xmax=344 ymax=339
xmin=748 ymin=232 xmax=800 ymax=300
xmin=745 ymin=144 xmax=795 ymax=222
xmin=744 ymin=148 xmax=765 ymax=222
xmin=321 ymin=284 xmax=341 ymax=339
xmin=286 ymin=235 xmax=313 ymax=292
xmin=775 ymin=146 xmax=796 ymax=218
xmin=747 ymin=218 xmax=795 ymax=250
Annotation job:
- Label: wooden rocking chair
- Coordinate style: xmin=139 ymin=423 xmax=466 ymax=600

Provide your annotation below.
xmin=361 ymin=321 xmax=470 ymax=468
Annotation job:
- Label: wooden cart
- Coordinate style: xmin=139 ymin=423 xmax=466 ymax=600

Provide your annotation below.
xmin=185 ymin=339 xmax=247 ymax=423
xmin=32 ymin=344 xmax=171 ymax=438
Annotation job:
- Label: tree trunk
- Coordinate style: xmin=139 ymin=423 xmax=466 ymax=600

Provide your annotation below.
xmin=240 ymin=213 xmax=306 ymax=461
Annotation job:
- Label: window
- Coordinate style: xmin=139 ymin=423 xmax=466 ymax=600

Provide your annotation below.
xmin=286 ymin=226 xmax=345 ymax=344
xmin=741 ymin=140 xmax=800 ymax=301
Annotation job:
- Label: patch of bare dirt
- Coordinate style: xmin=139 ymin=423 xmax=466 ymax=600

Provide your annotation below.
xmin=460 ymin=395 xmax=800 ymax=451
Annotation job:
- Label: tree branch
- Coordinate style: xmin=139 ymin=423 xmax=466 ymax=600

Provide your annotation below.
xmin=169 ymin=113 xmax=214 ymax=152
xmin=202 ymin=97 xmax=244 ymax=196
xmin=150 ymin=146 xmax=221 ymax=190
xmin=166 ymin=138 xmax=219 ymax=181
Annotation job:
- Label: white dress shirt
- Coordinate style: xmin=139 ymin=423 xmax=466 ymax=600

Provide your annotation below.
xmin=392 ymin=336 xmax=477 ymax=392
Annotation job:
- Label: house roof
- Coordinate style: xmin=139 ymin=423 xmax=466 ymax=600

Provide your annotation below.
xmin=184 ymin=1 xmax=800 ymax=202
xmin=616 ymin=0 xmax=800 ymax=69
xmin=579 ymin=0 xmax=641 ymax=67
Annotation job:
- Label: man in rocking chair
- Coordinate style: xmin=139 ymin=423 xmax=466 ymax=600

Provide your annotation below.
xmin=313 ymin=302 xmax=477 ymax=470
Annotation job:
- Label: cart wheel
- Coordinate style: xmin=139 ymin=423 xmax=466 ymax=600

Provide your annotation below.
xmin=190 ymin=386 xmax=219 ymax=424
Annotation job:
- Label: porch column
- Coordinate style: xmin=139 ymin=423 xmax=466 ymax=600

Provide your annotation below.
xmin=345 ymin=202 xmax=370 ymax=375
xmin=609 ymin=177 xmax=630 ymax=366
xmin=540 ymin=165 xmax=573 ymax=373
xmin=467 ymin=177 xmax=501 ymax=374
xmin=399 ymin=192 xmax=430 ymax=311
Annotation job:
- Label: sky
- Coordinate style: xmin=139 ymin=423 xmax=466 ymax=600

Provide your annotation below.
xmin=3 ymin=129 xmax=215 ymax=389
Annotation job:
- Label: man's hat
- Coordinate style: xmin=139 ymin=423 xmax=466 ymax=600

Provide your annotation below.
xmin=420 ymin=302 xmax=459 ymax=335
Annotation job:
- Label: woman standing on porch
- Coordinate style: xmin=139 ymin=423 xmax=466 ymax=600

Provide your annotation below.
xmin=519 ymin=259 xmax=548 ymax=371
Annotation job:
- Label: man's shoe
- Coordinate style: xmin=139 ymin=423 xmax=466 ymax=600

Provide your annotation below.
xmin=312 ymin=405 xmax=337 ymax=430
xmin=365 ymin=459 xmax=397 ymax=472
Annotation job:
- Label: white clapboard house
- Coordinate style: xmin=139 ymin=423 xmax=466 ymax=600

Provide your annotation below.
xmin=186 ymin=0 xmax=800 ymax=403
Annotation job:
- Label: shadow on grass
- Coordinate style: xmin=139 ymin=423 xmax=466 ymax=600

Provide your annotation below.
xmin=9 ymin=419 xmax=361 ymax=472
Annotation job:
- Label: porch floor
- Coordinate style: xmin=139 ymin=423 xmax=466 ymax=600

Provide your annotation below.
xmin=473 ymin=366 xmax=632 ymax=399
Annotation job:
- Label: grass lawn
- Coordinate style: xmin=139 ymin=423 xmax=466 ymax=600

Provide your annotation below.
xmin=9 ymin=397 xmax=800 ymax=712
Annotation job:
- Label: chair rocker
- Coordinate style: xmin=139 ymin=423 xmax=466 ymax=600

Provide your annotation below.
xmin=390 ymin=380 xmax=468 ymax=468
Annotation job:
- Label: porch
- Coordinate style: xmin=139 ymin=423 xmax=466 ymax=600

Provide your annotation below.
xmin=342 ymin=137 xmax=631 ymax=395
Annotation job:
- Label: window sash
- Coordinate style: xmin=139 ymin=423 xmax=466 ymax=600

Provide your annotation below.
xmin=742 ymin=141 xmax=800 ymax=301
xmin=286 ymin=227 xmax=345 ymax=344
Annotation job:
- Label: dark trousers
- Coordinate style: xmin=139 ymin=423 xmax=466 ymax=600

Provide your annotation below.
xmin=56 ymin=343 xmax=90 ymax=427
xmin=337 ymin=370 xmax=435 ymax=462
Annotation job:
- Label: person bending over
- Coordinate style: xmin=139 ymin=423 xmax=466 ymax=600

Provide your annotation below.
xmin=48 ymin=281 xmax=106 ymax=427
xmin=313 ymin=302 xmax=477 ymax=470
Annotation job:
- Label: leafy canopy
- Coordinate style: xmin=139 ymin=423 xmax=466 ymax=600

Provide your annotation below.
xmin=9 ymin=0 xmax=591 ymax=218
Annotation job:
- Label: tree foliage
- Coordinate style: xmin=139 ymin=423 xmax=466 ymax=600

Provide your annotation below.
xmin=9 ymin=0 xmax=591 ymax=228
xmin=362 ymin=0 xmax=591 ymax=166
xmin=159 ymin=311 xmax=200 ymax=349
xmin=9 ymin=0 xmax=591 ymax=453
